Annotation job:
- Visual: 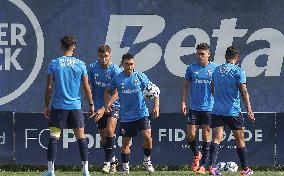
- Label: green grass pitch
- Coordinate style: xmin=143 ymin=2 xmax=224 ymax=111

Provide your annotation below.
xmin=0 ymin=171 xmax=284 ymax=176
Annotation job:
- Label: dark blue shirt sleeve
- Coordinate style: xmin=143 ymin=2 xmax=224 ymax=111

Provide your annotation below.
xmin=185 ymin=66 xmax=192 ymax=81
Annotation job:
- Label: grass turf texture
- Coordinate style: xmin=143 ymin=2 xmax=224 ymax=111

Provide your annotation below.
xmin=0 ymin=165 xmax=284 ymax=175
xmin=0 ymin=171 xmax=284 ymax=176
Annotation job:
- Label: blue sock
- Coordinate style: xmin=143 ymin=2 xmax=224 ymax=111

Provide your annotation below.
xmin=188 ymin=140 xmax=199 ymax=156
xmin=121 ymin=153 xmax=130 ymax=163
xmin=105 ymin=137 xmax=115 ymax=162
xmin=237 ymin=147 xmax=247 ymax=170
xmin=209 ymin=143 xmax=220 ymax=167
xmin=47 ymin=137 xmax=58 ymax=161
xmin=200 ymin=142 xmax=210 ymax=167
xmin=143 ymin=148 xmax=151 ymax=157
xmin=77 ymin=138 xmax=88 ymax=161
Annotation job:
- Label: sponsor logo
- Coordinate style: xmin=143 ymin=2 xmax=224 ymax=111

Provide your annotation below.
xmin=106 ymin=15 xmax=284 ymax=77
xmin=24 ymin=128 xmax=129 ymax=149
xmin=0 ymin=0 xmax=44 ymax=105
xmin=158 ymin=128 xmax=263 ymax=149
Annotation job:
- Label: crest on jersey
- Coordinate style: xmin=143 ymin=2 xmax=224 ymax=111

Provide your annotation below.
xmin=106 ymin=74 xmax=111 ymax=80
xmin=94 ymin=73 xmax=99 ymax=80
xmin=121 ymin=128 xmax=125 ymax=135
xmin=133 ymin=79 xmax=140 ymax=86
xmin=220 ymin=66 xmax=231 ymax=74
xmin=113 ymin=110 xmax=119 ymax=117
xmin=208 ymin=69 xmax=213 ymax=76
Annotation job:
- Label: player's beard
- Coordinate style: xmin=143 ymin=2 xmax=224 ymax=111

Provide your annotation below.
xmin=198 ymin=59 xmax=205 ymax=66
xmin=99 ymin=58 xmax=110 ymax=67
xmin=124 ymin=68 xmax=133 ymax=75
xmin=198 ymin=58 xmax=209 ymax=66
xmin=99 ymin=58 xmax=106 ymax=64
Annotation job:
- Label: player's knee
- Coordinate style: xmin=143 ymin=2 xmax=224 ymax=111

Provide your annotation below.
xmin=235 ymin=136 xmax=245 ymax=147
xmin=187 ymin=135 xmax=195 ymax=142
xmin=100 ymin=138 xmax=106 ymax=145
xmin=202 ymin=135 xmax=211 ymax=142
xmin=120 ymin=147 xmax=130 ymax=154
xmin=202 ymin=129 xmax=211 ymax=141
xmin=73 ymin=128 xmax=86 ymax=140
xmin=144 ymin=136 xmax=152 ymax=145
xmin=50 ymin=127 xmax=61 ymax=139
xmin=121 ymin=143 xmax=130 ymax=152
xmin=202 ymin=126 xmax=211 ymax=134
xmin=122 ymin=138 xmax=131 ymax=147
xmin=106 ymin=127 xmax=115 ymax=137
xmin=212 ymin=137 xmax=222 ymax=144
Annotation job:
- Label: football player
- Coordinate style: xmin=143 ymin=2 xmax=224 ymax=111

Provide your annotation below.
xmin=43 ymin=35 xmax=94 ymax=176
xmin=181 ymin=43 xmax=218 ymax=174
xmin=88 ymin=44 xmax=121 ymax=174
xmin=105 ymin=53 xmax=159 ymax=174
xmin=209 ymin=46 xmax=255 ymax=176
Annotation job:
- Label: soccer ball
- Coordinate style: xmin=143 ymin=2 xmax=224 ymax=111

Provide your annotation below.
xmin=143 ymin=83 xmax=160 ymax=100
xmin=217 ymin=162 xmax=226 ymax=171
xmin=224 ymin=162 xmax=238 ymax=172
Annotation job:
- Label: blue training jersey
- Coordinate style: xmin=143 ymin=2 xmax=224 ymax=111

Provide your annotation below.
xmin=185 ymin=62 xmax=218 ymax=111
xmin=47 ymin=56 xmax=87 ymax=110
xmin=109 ymin=71 xmax=151 ymax=122
xmin=212 ymin=63 xmax=246 ymax=116
xmin=88 ymin=61 xmax=121 ymax=110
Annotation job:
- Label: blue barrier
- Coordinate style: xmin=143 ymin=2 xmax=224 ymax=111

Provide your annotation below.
xmin=0 ymin=111 xmax=14 ymax=163
xmin=276 ymin=113 xmax=284 ymax=165
xmin=1 ymin=1 xmax=284 ymax=114
xmin=14 ymin=112 xmax=276 ymax=166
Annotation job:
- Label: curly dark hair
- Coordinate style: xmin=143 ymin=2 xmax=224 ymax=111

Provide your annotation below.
xmin=225 ymin=46 xmax=239 ymax=59
xmin=61 ymin=35 xmax=76 ymax=49
xmin=98 ymin=44 xmax=111 ymax=53
xmin=196 ymin=42 xmax=210 ymax=50
xmin=121 ymin=53 xmax=134 ymax=63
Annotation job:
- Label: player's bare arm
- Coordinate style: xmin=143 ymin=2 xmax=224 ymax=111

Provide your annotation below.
xmin=239 ymin=83 xmax=255 ymax=122
xmin=152 ymin=97 xmax=160 ymax=118
xmin=44 ymin=74 xmax=53 ymax=119
xmin=104 ymin=88 xmax=119 ymax=112
xmin=83 ymin=73 xmax=93 ymax=101
xmin=181 ymin=80 xmax=190 ymax=115
xmin=103 ymin=88 xmax=110 ymax=113
xmin=82 ymin=75 xmax=95 ymax=118
xmin=94 ymin=106 xmax=105 ymax=122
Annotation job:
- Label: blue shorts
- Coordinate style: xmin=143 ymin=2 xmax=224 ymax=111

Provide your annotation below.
xmin=210 ymin=113 xmax=244 ymax=130
xmin=119 ymin=117 xmax=151 ymax=137
xmin=187 ymin=109 xmax=211 ymax=126
xmin=96 ymin=107 xmax=119 ymax=130
xmin=49 ymin=108 xmax=84 ymax=129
